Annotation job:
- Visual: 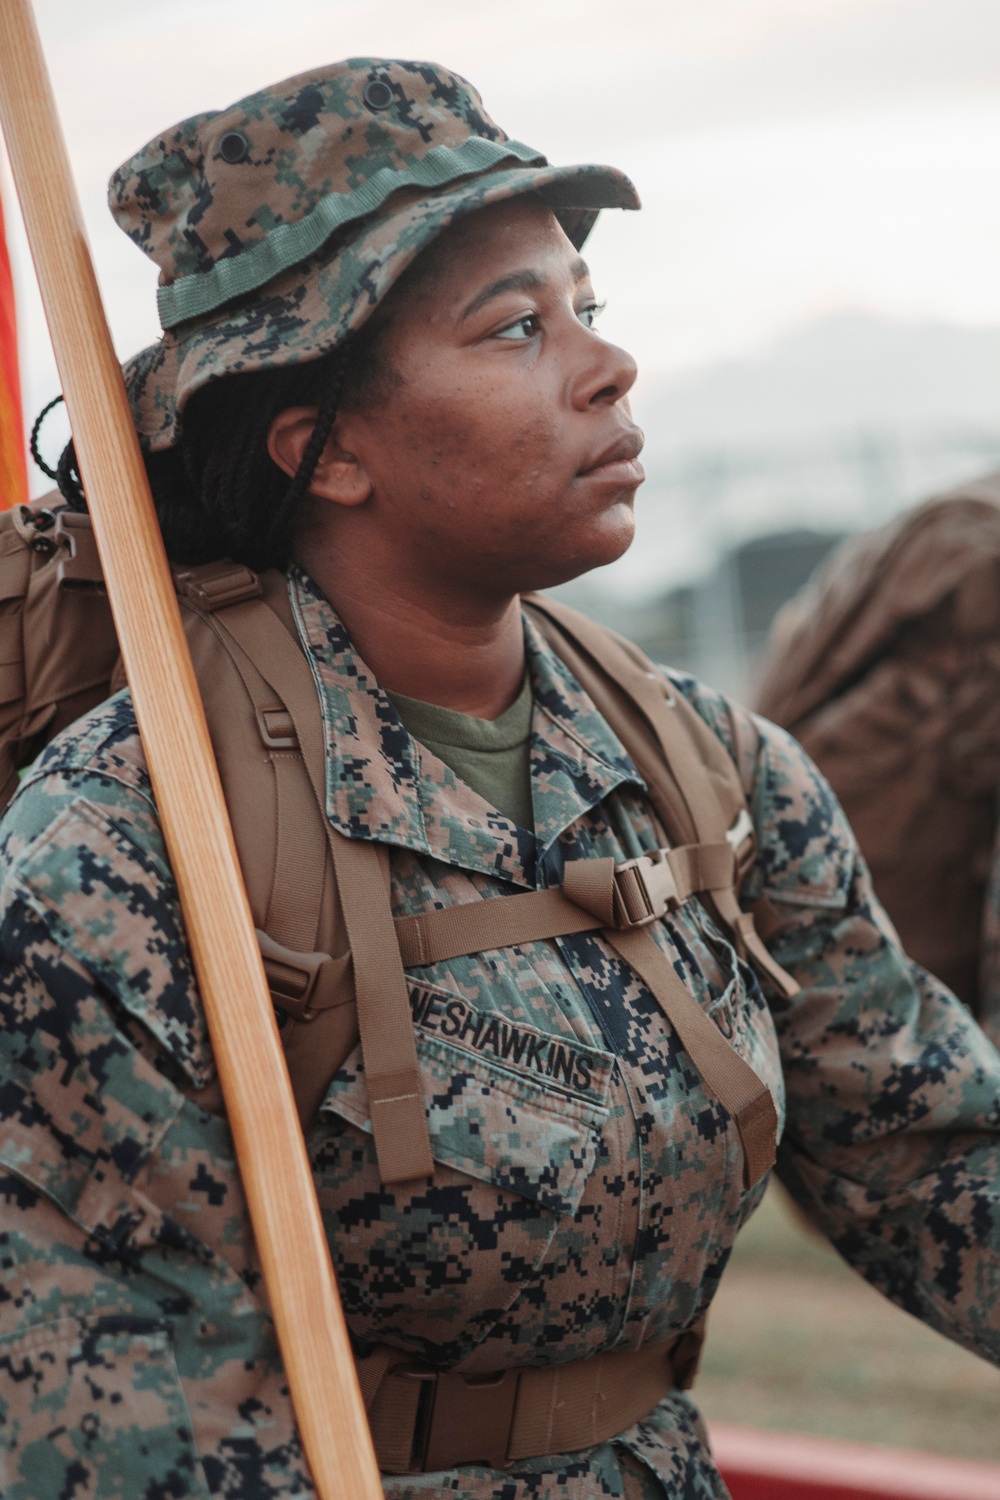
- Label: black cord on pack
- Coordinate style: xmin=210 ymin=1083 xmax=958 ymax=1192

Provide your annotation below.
xmin=29 ymin=393 xmax=65 ymax=481
xmin=32 ymin=394 xmax=87 ymax=511
xmin=55 ymin=440 xmax=87 ymax=512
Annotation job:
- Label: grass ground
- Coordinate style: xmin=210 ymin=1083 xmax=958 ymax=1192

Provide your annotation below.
xmin=695 ymin=1182 xmax=1000 ymax=1461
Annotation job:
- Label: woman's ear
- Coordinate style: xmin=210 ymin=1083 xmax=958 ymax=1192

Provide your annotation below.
xmin=267 ymin=406 xmax=373 ymax=507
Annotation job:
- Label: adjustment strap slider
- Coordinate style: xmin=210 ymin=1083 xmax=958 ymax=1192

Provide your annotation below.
xmin=175 ymin=559 xmax=263 ymax=611
xmin=613 ymin=849 xmax=681 ymax=926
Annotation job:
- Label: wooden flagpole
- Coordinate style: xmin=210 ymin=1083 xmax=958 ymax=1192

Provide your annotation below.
xmin=0 ymin=4 xmax=382 ymax=1495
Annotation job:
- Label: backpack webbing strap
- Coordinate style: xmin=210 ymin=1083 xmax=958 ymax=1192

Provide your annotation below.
xmin=254 ymin=573 xmax=333 ymax=961
xmin=215 ymin=598 xmax=434 ymax=1186
xmin=524 ymin=596 xmax=800 ymax=1002
xmin=607 ymin=926 xmax=776 ymax=1189
xmin=395 ymin=841 xmax=737 ymax=967
xmin=263 ymin=710 xmax=328 ymax=957
xmin=394 ymin=860 xmax=776 ymax=1189
xmin=398 ymin=886 xmax=594 ymax=966
xmin=360 ymin=1321 xmax=705 ymax=1474
xmin=326 ymin=835 xmax=436 ymax=1185
xmin=182 ymin=594 xmax=328 ymax=959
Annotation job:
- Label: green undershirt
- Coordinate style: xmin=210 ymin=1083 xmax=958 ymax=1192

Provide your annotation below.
xmin=388 ymin=673 xmax=534 ymax=832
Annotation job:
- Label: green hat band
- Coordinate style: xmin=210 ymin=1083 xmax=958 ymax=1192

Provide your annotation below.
xmin=157 ymin=135 xmax=545 ymax=331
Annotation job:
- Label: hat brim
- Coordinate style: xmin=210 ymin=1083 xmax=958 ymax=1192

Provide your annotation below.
xmin=125 ymin=160 xmax=639 ymax=451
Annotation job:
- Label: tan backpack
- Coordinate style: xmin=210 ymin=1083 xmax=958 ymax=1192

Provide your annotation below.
xmin=756 ymin=474 xmax=1000 ymax=1012
xmin=1 ymin=497 xmax=796 ymax=1192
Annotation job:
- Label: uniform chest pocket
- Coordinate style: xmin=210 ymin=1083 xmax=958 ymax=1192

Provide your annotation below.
xmin=321 ymin=983 xmax=614 ymax=1217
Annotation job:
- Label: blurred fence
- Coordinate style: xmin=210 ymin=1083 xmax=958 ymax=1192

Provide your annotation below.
xmin=555 ymin=422 xmax=1000 ymax=699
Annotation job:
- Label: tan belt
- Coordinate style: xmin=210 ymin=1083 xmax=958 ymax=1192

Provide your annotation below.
xmin=359 ymin=1324 xmax=705 ymax=1474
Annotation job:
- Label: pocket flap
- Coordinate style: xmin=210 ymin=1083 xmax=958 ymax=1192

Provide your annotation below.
xmin=8 ymin=797 xmax=212 ymax=1087
xmin=323 ymin=982 xmax=614 ymax=1217
xmin=752 ymin=734 xmax=855 ymax=912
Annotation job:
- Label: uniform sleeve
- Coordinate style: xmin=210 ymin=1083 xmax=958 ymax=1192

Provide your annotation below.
xmin=0 ymin=771 xmax=313 ymax=1498
xmin=672 ymin=672 xmax=1000 ymax=1368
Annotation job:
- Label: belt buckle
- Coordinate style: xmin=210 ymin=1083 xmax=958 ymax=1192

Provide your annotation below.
xmin=404 ymin=1366 xmax=520 ymax=1472
xmin=396 ymin=1365 xmax=438 ymax=1471
xmin=614 ymin=850 xmax=679 ymax=926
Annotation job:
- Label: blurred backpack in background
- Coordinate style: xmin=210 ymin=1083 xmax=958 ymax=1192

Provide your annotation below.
xmin=756 ymin=474 xmax=1000 ymax=1014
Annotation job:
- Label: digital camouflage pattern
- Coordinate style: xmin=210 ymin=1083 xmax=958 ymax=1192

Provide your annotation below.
xmin=112 ymin=58 xmax=638 ymax=451
xmin=2 ymin=569 xmax=1000 ymax=1499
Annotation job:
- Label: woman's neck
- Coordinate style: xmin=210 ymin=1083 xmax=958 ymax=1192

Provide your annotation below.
xmin=300 ymin=549 xmax=527 ymax=720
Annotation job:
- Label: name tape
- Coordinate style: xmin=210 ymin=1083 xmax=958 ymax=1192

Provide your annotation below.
xmin=408 ymin=983 xmax=611 ymax=1103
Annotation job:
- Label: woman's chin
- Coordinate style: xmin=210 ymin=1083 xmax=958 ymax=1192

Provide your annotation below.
xmin=576 ymin=505 xmax=638 ymax=573
xmin=522 ymin=511 xmax=637 ymax=592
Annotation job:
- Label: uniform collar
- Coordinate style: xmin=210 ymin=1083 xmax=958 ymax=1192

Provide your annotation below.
xmin=289 ymin=567 xmax=644 ymax=886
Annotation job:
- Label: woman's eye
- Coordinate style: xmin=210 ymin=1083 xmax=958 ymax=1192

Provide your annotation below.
xmin=577 ymin=300 xmax=606 ymax=329
xmin=495 ymin=313 xmax=540 ymax=341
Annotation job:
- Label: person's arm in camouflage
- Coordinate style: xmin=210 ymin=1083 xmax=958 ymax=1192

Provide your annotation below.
xmin=0 ymin=716 xmax=311 ymax=1496
xmin=676 ymin=670 xmax=1000 ymax=1367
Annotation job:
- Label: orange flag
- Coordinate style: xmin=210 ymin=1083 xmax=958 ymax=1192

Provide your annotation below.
xmin=0 ymin=183 xmax=28 ymax=510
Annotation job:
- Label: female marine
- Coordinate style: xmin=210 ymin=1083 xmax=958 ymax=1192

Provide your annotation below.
xmin=1 ymin=58 xmax=999 ymax=1500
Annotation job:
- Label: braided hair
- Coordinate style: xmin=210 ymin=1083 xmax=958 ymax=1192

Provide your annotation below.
xmin=42 ymin=217 xmax=463 ymax=569
xmin=48 ymin=315 xmax=395 ymax=571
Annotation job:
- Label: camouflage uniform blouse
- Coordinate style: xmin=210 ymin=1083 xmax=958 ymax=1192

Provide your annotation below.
xmin=2 ymin=568 xmax=1000 ymax=1500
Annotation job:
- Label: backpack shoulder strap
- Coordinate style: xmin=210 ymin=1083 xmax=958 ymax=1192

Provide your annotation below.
xmin=522 ymin=593 xmax=797 ymax=1000
xmin=177 ymin=565 xmax=357 ymax=1132
xmin=523 ymin=593 xmax=741 ymax=838
xmin=194 ymin=578 xmax=433 ymax=1186
xmin=179 ymin=567 xmax=787 ymax=1188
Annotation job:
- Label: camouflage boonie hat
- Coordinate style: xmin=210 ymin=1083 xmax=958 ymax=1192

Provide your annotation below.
xmin=112 ymin=57 xmax=640 ymax=450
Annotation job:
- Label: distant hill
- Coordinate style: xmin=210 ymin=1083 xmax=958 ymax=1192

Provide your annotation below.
xmin=566 ymin=312 xmax=1000 ymax=607
xmin=633 ymin=312 xmax=1000 ymax=455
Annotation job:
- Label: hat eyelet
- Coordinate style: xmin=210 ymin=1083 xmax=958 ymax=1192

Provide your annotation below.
xmin=362 ymin=78 xmax=394 ymax=112
xmin=218 ymin=130 xmax=251 ymax=164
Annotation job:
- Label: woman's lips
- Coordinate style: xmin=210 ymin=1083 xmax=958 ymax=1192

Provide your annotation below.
xmin=581 ymin=456 xmax=645 ymax=485
xmin=578 ymin=428 xmax=645 ymax=484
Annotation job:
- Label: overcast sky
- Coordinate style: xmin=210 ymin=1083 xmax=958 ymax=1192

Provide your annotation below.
xmin=4 ymin=0 xmax=1000 ymax=491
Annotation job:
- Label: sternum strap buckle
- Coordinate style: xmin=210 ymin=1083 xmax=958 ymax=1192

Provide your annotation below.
xmin=605 ymin=840 xmax=736 ymax=929
xmin=174 ymin=559 xmax=263 ymax=611
xmin=613 ymin=849 xmax=681 ymax=925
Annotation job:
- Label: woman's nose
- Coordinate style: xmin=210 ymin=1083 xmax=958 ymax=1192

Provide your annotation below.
xmin=571 ymin=332 xmax=638 ymax=410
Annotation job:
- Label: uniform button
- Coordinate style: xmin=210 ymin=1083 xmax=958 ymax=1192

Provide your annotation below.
xmin=363 ymin=77 xmax=394 ymax=111
xmin=218 ymin=130 xmax=250 ymax=163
